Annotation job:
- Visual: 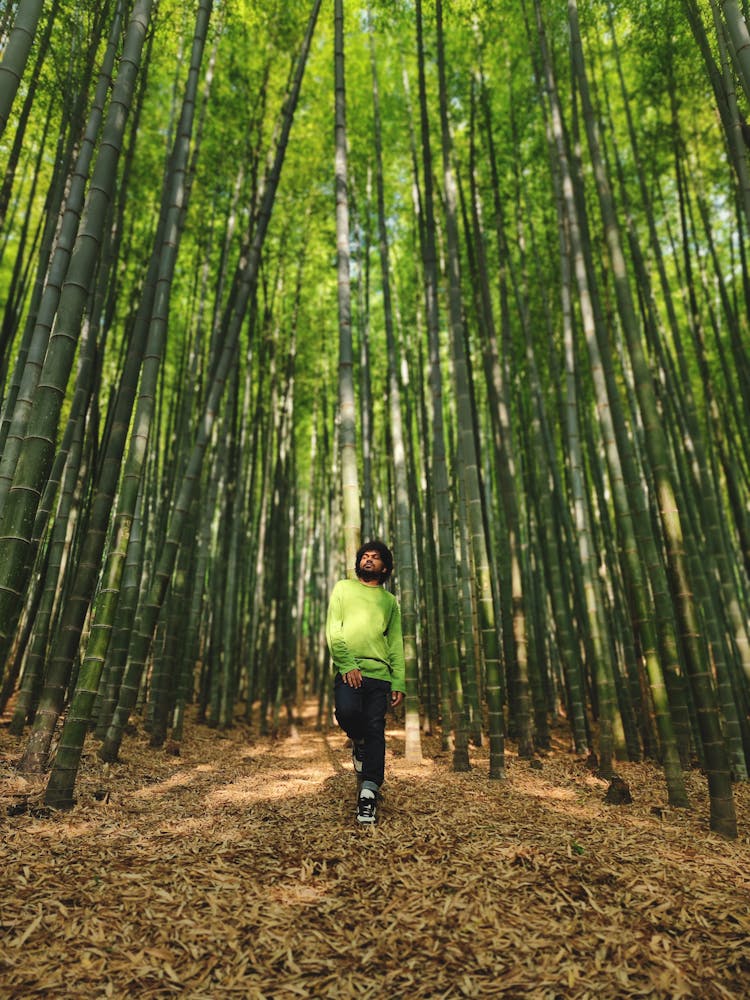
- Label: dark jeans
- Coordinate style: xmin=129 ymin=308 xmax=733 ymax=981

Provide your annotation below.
xmin=334 ymin=673 xmax=391 ymax=787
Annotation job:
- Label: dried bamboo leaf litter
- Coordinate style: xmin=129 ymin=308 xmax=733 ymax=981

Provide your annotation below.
xmin=1 ymin=707 xmax=749 ymax=999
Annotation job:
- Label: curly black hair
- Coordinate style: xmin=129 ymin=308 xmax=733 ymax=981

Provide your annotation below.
xmin=355 ymin=539 xmax=394 ymax=582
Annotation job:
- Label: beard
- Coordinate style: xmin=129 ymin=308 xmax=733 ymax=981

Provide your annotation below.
xmin=357 ymin=567 xmax=382 ymax=583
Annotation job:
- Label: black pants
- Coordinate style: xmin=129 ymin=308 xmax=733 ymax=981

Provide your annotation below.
xmin=334 ymin=673 xmax=391 ymax=787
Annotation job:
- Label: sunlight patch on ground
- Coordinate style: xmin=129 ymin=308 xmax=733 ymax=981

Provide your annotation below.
xmin=205 ymin=768 xmax=329 ymax=806
xmin=246 ymin=743 xmax=322 ymax=763
xmin=266 ymin=880 xmax=328 ymax=907
xmin=132 ymin=816 xmax=247 ymax=840
xmin=131 ymin=766 xmax=205 ymax=798
xmin=514 ymin=782 xmax=578 ymax=802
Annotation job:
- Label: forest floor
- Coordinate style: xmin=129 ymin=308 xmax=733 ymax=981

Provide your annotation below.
xmin=1 ymin=703 xmax=749 ymax=1000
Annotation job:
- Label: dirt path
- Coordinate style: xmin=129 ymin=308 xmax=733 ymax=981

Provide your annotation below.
xmin=1 ymin=709 xmax=749 ymax=998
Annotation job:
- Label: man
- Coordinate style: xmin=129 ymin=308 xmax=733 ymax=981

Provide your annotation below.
xmin=326 ymin=540 xmax=406 ymax=824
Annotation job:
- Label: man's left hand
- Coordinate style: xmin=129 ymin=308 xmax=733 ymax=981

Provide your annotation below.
xmin=390 ymin=691 xmax=404 ymax=708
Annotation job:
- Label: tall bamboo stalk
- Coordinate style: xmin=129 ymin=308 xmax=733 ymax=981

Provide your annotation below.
xmin=368 ymin=13 xmax=421 ymax=762
xmin=334 ymin=0 xmax=360 ymax=573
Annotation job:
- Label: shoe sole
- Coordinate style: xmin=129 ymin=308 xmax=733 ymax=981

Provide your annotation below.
xmin=357 ymin=815 xmax=376 ymax=824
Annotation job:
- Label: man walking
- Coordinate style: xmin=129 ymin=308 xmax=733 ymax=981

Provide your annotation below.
xmin=326 ymin=540 xmax=405 ymax=824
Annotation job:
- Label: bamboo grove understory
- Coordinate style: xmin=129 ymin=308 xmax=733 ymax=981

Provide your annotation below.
xmin=1 ymin=0 xmax=749 ymax=840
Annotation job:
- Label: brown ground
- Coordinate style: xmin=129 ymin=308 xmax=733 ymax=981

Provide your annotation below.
xmin=1 ymin=706 xmax=749 ymax=999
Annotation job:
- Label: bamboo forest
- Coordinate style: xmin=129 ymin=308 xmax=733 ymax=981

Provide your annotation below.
xmin=1 ymin=1 xmax=749 ymax=996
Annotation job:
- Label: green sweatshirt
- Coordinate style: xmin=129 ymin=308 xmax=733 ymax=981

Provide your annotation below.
xmin=325 ymin=579 xmax=406 ymax=693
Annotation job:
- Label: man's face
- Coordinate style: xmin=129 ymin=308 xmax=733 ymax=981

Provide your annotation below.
xmin=358 ymin=549 xmax=386 ymax=582
xmin=360 ymin=550 xmax=384 ymax=573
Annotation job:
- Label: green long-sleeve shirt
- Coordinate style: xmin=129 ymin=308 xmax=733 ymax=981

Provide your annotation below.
xmin=325 ymin=579 xmax=406 ymax=693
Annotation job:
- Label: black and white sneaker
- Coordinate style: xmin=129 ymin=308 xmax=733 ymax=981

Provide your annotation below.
xmin=357 ymin=788 xmax=377 ymax=824
xmin=352 ymin=740 xmax=365 ymax=775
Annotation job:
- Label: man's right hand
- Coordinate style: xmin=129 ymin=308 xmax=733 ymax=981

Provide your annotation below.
xmin=342 ymin=668 xmax=363 ymax=688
